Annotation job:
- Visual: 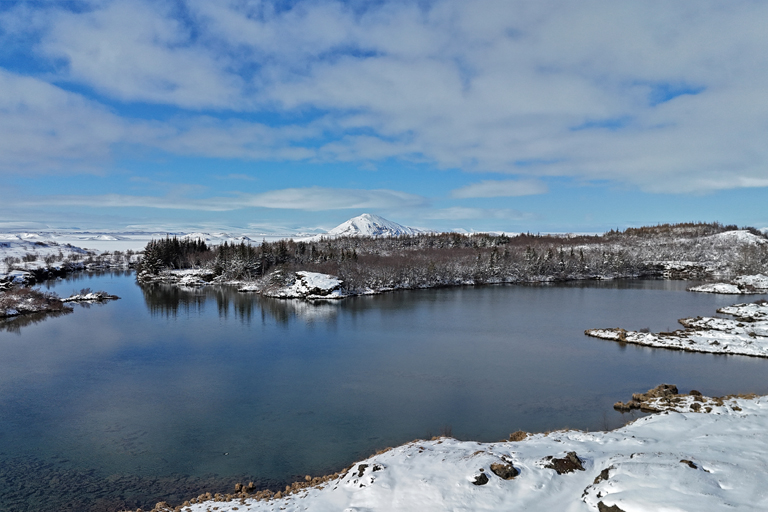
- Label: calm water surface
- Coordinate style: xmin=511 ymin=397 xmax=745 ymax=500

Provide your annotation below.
xmin=1 ymin=272 xmax=767 ymax=511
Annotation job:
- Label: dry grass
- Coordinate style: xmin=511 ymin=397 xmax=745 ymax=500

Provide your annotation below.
xmin=0 ymin=287 xmax=69 ymax=317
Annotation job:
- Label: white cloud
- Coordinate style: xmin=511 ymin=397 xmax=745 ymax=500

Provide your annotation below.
xmin=2 ymin=0 xmax=768 ymax=194
xmin=452 ymin=179 xmax=548 ymax=198
xmin=23 ymin=187 xmax=428 ymax=212
xmin=40 ymin=0 xmax=243 ymax=109
xmin=0 ymin=69 xmax=127 ymax=173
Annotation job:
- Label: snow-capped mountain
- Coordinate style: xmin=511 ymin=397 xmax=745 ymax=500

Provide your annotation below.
xmin=326 ymin=214 xmax=422 ymax=237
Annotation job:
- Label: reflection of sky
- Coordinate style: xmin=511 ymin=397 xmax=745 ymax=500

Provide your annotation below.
xmin=1 ymin=273 xmax=768 ymax=504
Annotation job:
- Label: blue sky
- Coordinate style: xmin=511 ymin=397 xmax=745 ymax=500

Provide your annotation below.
xmin=1 ymin=0 xmax=767 ymax=234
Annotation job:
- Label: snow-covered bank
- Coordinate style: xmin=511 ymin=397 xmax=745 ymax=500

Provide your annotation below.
xmin=1 ymin=238 xmax=141 ymax=286
xmin=141 ymin=391 xmax=768 ymax=512
xmin=1 ymin=287 xmax=119 ymax=319
xmin=585 ymin=300 xmax=768 ymax=357
xmin=259 ymin=271 xmax=345 ymax=299
xmin=0 ymin=287 xmax=71 ymax=318
xmin=689 ymin=274 xmax=768 ymax=294
xmin=61 ymin=290 xmax=120 ymax=303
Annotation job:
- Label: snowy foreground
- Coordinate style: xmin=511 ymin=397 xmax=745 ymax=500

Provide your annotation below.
xmin=586 ymin=300 xmax=768 ymax=358
xmin=147 ymin=393 xmax=768 ymax=512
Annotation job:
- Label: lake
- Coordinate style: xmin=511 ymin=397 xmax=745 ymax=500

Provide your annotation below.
xmin=1 ymin=271 xmax=767 ymax=511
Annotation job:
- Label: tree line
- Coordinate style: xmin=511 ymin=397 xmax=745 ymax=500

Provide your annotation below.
xmin=137 ymin=223 xmax=768 ymax=291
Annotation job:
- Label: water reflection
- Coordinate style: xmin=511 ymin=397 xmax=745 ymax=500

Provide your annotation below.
xmin=0 ymin=309 xmax=73 ymax=334
xmin=140 ymin=283 xmax=342 ymax=324
xmin=2 ymin=273 xmax=768 ymax=512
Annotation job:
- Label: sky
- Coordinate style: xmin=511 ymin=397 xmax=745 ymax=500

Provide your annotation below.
xmin=1 ymin=0 xmax=767 ymax=234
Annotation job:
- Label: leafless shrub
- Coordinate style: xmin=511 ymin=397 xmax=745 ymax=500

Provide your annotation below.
xmin=0 ymin=287 xmax=70 ymax=316
xmin=3 ymin=256 xmax=20 ymax=267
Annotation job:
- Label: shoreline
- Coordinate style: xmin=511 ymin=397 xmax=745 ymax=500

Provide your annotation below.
xmin=138 ymin=267 xmax=710 ymax=302
xmin=586 ymin=300 xmax=768 ymax=358
xmin=126 ymin=387 xmax=767 ymax=512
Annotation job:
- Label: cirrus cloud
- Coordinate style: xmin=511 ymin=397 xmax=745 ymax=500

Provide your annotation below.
xmin=20 ymin=187 xmax=428 ymax=212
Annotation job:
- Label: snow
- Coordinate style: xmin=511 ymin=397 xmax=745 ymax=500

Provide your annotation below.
xmin=707 ymin=230 xmax=768 ymax=245
xmin=326 ymin=213 xmax=422 ymax=238
xmin=688 ymin=283 xmax=745 ymax=294
xmin=138 ymin=268 xmax=217 ymax=286
xmin=689 ymin=274 xmax=768 ymax=295
xmin=735 ymin=274 xmax=768 ymax=289
xmin=61 ymin=291 xmax=119 ymax=302
xmin=263 ymin=271 xmax=346 ymax=300
xmin=586 ymin=301 xmax=768 ymax=357
xmin=172 ymin=394 xmax=768 ymax=512
xmin=0 ymin=240 xmax=91 ymax=273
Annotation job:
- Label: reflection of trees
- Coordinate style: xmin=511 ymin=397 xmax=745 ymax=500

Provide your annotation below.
xmin=140 ymin=284 xmax=224 ymax=319
xmin=258 ymin=297 xmax=340 ymax=324
xmin=0 ymin=310 xmax=73 ymax=334
xmin=140 ymin=284 xmax=346 ymax=325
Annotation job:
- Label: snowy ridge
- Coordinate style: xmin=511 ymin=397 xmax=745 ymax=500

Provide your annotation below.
xmin=175 ymin=395 xmax=768 ymax=512
xmin=326 ymin=213 xmax=422 ymax=237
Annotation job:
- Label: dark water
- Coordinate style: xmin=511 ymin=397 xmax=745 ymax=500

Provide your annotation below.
xmin=1 ymin=272 xmax=767 ymax=511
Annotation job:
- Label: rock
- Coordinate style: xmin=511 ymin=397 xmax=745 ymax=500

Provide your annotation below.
xmin=597 ymin=502 xmax=626 ymax=512
xmin=490 ymin=462 xmax=518 ymax=480
xmin=544 ymin=451 xmax=585 ymax=474
xmin=472 ymin=472 xmax=489 ymax=486
xmin=593 ymin=466 xmax=612 ymax=484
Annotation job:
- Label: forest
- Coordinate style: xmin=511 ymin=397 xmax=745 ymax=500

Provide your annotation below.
xmin=136 ymin=222 xmax=768 ymax=293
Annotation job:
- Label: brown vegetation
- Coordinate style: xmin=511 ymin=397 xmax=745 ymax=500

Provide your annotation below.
xmin=0 ymin=287 xmax=70 ymax=317
xmin=137 ymin=222 xmax=768 ymax=291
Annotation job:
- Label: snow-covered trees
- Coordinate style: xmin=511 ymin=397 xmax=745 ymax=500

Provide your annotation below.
xmin=136 ymin=224 xmax=768 ymax=292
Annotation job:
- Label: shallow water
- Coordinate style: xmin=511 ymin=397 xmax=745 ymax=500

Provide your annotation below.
xmin=1 ymin=272 xmax=767 ymax=511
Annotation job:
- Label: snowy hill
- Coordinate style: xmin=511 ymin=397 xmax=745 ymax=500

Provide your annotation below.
xmin=707 ymin=230 xmax=767 ymax=245
xmin=326 ymin=214 xmax=422 ymax=237
xmin=180 ymin=233 xmax=253 ymax=244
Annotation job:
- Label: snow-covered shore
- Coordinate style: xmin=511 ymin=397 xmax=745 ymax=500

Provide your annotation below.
xmin=0 ymin=239 xmax=140 ymax=287
xmin=585 ymin=300 xmax=768 ymax=358
xmin=139 ymin=391 xmax=768 ymax=512
xmin=689 ymin=274 xmax=768 ymax=294
xmin=247 ymin=271 xmax=346 ymax=299
xmin=0 ymin=288 xmax=120 ymax=319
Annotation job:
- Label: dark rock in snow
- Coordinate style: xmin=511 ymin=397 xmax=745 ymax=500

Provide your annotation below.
xmin=472 ymin=473 xmax=489 ymax=486
xmin=490 ymin=462 xmax=518 ymax=480
xmin=545 ymin=452 xmax=585 ymax=474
